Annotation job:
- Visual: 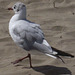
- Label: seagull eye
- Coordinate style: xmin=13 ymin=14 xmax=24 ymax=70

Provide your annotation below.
xmin=22 ymin=5 xmax=25 ymax=7
xmin=14 ymin=5 xmax=16 ymax=9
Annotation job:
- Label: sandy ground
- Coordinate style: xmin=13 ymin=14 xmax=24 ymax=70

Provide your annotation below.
xmin=0 ymin=0 xmax=75 ymax=75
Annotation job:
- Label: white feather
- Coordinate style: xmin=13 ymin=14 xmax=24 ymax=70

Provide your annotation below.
xmin=46 ymin=54 xmax=57 ymax=59
xmin=42 ymin=40 xmax=50 ymax=46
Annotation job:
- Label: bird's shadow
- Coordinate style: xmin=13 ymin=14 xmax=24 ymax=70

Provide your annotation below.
xmin=32 ymin=65 xmax=72 ymax=75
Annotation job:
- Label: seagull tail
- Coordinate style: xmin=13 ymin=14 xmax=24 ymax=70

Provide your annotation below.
xmin=46 ymin=47 xmax=74 ymax=63
xmin=51 ymin=47 xmax=74 ymax=58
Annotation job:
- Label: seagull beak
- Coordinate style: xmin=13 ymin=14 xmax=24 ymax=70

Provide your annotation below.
xmin=8 ymin=8 xmax=13 ymax=10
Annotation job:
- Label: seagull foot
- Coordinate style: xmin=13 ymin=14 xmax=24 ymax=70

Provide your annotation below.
xmin=11 ymin=59 xmax=23 ymax=64
xmin=11 ymin=53 xmax=33 ymax=68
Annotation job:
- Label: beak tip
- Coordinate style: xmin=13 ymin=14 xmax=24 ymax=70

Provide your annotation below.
xmin=8 ymin=8 xmax=12 ymax=10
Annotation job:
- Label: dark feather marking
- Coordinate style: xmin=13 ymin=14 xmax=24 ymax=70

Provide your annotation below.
xmin=51 ymin=46 xmax=74 ymax=58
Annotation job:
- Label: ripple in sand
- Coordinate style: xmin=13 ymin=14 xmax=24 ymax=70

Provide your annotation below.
xmin=66 ymin=31 xmax=75 ymax=37
xmin=51 ymin=26 xmax=67 ymax=31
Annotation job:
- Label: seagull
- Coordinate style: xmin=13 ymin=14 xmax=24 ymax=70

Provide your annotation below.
xmin=8 ymin=2 xmax=74 ymax=68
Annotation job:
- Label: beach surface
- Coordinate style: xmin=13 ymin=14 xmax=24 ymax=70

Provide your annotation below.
xmin=0 ymin=0 xmax=75 ymax=75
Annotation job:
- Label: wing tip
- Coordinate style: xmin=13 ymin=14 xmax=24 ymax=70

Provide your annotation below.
xmin=70 ymin=55 xmax=74 ymax=58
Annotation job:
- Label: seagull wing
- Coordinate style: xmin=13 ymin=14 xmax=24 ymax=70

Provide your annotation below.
xmin=12 ymin=20 xmax=74 ymax=63
xmin=13 ymin=20 xmax=53 ymax=54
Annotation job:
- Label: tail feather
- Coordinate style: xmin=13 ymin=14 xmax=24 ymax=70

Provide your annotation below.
xmin=46 ymin=46 xmax=74 ymax=63
xmin=51 ymin=47 xmax=74 ymax=58
xmin=54 ymin=55 xmax=65 ymax=63
xmin=46 ymin=53 xmax=65 ymax=63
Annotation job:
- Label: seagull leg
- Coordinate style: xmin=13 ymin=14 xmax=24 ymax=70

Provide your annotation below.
xmin=28 ymin=53 xmax=33 ymax=68
xmin=11 ymin=53 xmax=32 ymax=68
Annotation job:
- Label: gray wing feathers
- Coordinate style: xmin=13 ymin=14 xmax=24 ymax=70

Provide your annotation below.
xmin=13 ymin=22 xmax=44 ymax=44
xmin=29 ymin=23 xmax=44 ymax=43
xmin=13 ymin=21 xmax=54 ymax=54
xmin=33 ymin=42 xmax=53 ymax=54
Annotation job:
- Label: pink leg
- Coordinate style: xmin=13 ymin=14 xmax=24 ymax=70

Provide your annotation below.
xmin=11 ymin=53 xmax=32 ymax=68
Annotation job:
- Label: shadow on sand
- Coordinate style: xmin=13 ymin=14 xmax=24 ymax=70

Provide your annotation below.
xmin=32 ymin=65 xmax=72 ymax=75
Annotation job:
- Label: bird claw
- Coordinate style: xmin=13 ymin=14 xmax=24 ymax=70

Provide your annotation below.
xmin=11 ymin=59 xmax=23 ymax=64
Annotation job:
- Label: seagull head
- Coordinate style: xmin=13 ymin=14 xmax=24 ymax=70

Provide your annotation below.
xmin=8 ymin=2 xmax=26 ymax=14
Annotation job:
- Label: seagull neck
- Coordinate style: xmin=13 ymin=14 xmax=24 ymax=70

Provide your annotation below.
xmin=10 ymin=11 xmax=26 ymax=24
xmin=18 ymin=10 xmax=26 ymax=20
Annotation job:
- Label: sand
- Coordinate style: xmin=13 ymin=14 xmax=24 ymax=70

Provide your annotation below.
xmin=0 ymin=0 xmax=75 ymax=75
